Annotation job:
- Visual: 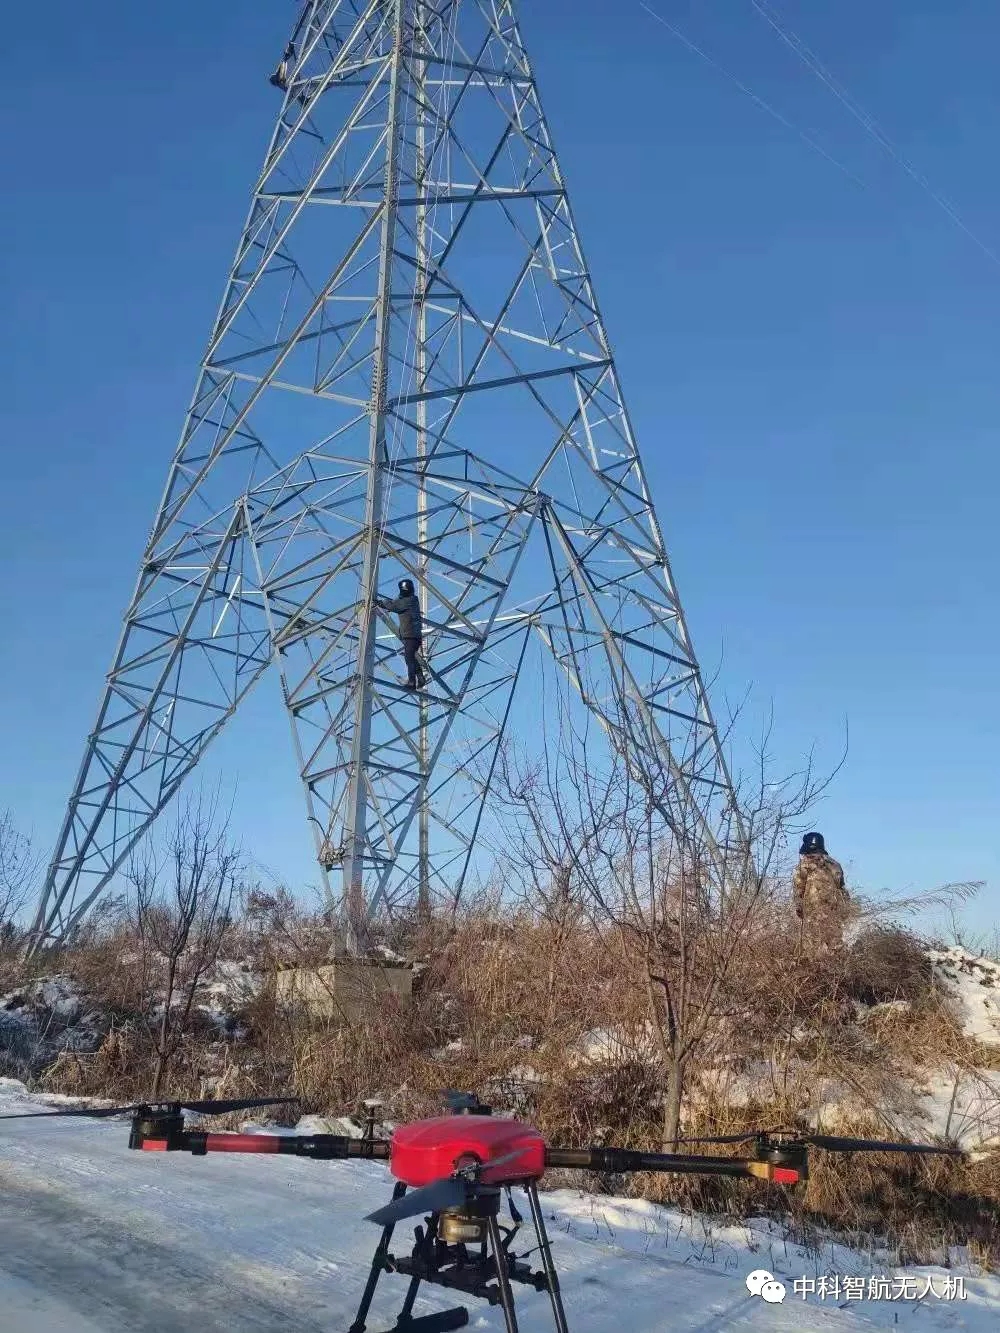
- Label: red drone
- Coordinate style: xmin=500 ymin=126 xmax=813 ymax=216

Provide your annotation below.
xmin=1 ymin=1090 xmax=964 ymax=1333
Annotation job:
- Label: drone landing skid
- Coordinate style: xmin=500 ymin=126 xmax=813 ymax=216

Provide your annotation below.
xmin=350 ymin=1179 xmax=569 ymax=1333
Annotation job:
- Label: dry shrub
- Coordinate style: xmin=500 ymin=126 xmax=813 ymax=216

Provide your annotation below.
xmin=293 ymin=1002 xmax=430 ymax=1117
xmin=34 ymin=904 xmax=146 ymax=1024
xmin=37 ymin=1020 xmax=245 ymax=1108
xmin=842 ymin=927 xmax=934 ymax=1008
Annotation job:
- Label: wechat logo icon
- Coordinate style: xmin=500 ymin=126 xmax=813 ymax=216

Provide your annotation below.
xmin=746 ymin=1269 xmax=787 ymax=1304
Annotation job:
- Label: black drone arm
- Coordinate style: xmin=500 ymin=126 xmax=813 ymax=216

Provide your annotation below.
xmin=543 ymin=1131 xmax=965 ymax=1183
xmin=545 ymin=1142 xmax=807 ymax=1183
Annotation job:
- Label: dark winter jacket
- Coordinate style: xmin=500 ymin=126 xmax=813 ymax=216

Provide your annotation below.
xmin=381 ymin=593 xmax=422 ymax=640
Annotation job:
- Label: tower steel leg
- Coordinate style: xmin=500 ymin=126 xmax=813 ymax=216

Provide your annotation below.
xmin=414 ymin=0 xmax=431 ymax=925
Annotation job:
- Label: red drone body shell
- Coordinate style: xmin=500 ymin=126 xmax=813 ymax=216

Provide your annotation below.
xmin=389 ymin=1116 xmax=547 ymax=1187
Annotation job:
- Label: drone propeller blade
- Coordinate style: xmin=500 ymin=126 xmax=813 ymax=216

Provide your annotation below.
xmin=651 ymin=1126 xmax=786 ymax=1147
xmin=677 ymin=1127 xmax=965 ymax=1158
xmin=680 ymin=1130 xmax=767 ymax=1145
xmin=366 ymin=1175 xmax=469 ymax=1227
xmin=366 ymin=1144 xmax=530 ymax=1228
xmin=0 ymin=1103 xmax=146 ymax=1121
xmin=805 ymin=1133 xmax=965 ymax=1157
xmin=0 ymin=1094 xmax=298 ymax=1123
xmin=179 ymin=1096 xmax=299 ymax=1116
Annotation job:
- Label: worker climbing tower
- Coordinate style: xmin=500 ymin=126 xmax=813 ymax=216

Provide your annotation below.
xmin=29 ymin=0 xmax=739 ymax=948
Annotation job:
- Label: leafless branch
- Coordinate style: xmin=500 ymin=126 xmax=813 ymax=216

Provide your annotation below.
xmin=127 ymin=791 xmax=241 ymax=1098
xmin=0 ymin=811 xmax=40 ymax=935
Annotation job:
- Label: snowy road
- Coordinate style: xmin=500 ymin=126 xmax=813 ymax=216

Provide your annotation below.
xmin=0 ymin=1085 xmax=995 ymax=1332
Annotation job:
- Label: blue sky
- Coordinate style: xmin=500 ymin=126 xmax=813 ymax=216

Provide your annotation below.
xmin=1 ymin=0 xmax=997 ymax=930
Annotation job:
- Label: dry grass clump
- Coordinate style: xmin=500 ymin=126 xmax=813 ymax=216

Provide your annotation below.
xmin=841 ymin=927 xmax=935 ymax=1008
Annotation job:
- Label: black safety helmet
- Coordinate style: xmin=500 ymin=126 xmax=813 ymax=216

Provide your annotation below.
xmin=799 ymin=831 xmax=826 ymax=856
xmin=398 ymin=578 xmax=415 ymax=596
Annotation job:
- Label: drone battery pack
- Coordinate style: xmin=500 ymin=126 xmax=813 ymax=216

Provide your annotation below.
xmin=390 ymin=1115 xmax=546 ymax=1187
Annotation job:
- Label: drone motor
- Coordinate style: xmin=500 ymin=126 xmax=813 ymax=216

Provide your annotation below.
xmin=437 ymin=1190 xmax=502 ymax=1246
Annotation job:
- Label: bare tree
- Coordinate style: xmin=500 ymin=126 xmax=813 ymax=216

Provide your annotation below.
xmin=0 ymin=811 xmax=39 ymax=943
xmin=128 ymin=795 xmax=240 ymax=1099
xmin=494 ymin=690 xmax=841 ymax=1150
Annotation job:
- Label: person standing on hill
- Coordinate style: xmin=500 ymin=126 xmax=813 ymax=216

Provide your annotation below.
xmin=377 ymin=578 xmax=425 ymax=690
xmin=793 ymin=831 xmax=851 ymax=950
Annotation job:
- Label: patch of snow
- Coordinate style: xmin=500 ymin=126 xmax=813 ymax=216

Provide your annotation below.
xmin=0 ymin=977 xmax=103 ymax=1081
xmin=236 ymin=1114 xmax=397 ymax=1142
xmin=0 ymin=1084 xmax=119 ymax=1113
xmin=292 ymin=1113 xmax=382 ymax=1139
xmin=1 ymin=975 xmax=84 ymax=1024
xmin=929 ymin=947 xmax=1000 ymax=1047
xmin=372 ymin=944 xmax=409 ymax=965
xmin=430 ymin=1037 xmax=465 ymax=1059
xmin=856 ymin=999 xmax=912 ymax=1022
xmin=195 ymin=959 xmax=262 ymax=1029
xmin=909 ymin=1066 xmax=1000 ymax=1155
xmin=37 ymin=979 xmax=83 ymax=1023
xmin=506 ymin=1063 xmax=542 ymax=1085
xmin=697 ymin=1061 xmax=851 ymax=1117
xmin=571 ymin=1024 xmax=656 ymax=1066
xmin=205 ymin=958 xmax=261 ymax=997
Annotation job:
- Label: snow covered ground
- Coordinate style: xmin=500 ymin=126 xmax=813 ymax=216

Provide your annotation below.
xmin=0 ymin=1085 xmax=997 ymax=1332
xmin=929 ymin=948 xmax=1000 ymax=1048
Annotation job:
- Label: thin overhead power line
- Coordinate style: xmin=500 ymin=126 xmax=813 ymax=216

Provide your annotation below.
xmin=749 ymin=0 xmax=1000 ymax=269
xmin=638 ymin=2 xmax=864 ymax=187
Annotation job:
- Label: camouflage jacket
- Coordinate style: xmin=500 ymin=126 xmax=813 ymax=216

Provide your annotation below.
xmin=792 ymin=852 xmax=848 ymax=915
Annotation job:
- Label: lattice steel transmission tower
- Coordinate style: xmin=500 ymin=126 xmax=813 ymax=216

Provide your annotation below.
xmin=29 ymin=0 xmax=739 ymax=949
